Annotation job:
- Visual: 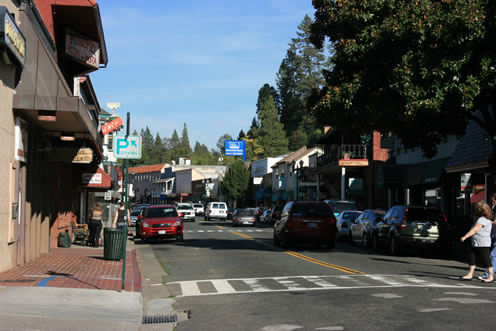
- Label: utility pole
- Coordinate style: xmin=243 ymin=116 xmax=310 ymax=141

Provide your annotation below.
xmin=121 ymin=112 xmax=130 ymax=291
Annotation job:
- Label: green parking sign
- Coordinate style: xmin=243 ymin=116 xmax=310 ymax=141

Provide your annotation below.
xmin=113 ymin=135 xmax=142 ymax=159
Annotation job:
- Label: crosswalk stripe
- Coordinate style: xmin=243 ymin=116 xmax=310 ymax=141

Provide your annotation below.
xmin=179 ymin=281 xmax=201 ymax=296
xmin=170 ymin=274 xmax=479 ymax=297
xmin=211 ymin=279 xmax=236 ymax=294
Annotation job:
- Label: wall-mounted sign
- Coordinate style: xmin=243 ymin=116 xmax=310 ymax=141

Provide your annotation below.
xmin=14 ymin=117 xmax=27 ymax=162
xmin=461 ymin=173 xmax=472 ymax=191
xmin=82 ymin=173 xmax=102 ymax=185
xmin=46 ymin=147 xmax=93 ymax=163
xmin=72 ymin=147 xmax=93 ymax=164
xmin=339 ymin=159 xmax=369 ymax=167
xmin=225 ymin=140 xmax=246 ymax=161
xmin=0 ymin=7 xmax=26 ymax=66
xmin=65 ymin=28 xmax=100 ymax=69
xmin=101 ymin=116 xmax=123 ymax=135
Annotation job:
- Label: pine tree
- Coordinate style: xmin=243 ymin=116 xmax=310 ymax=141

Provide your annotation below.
xmin=256 ymin=85 xmax=289 ymax=157
xmin=180 ymin=123 xmax=192 ymax=153
xmin=169 ymin=130 xmax=180 ymax=149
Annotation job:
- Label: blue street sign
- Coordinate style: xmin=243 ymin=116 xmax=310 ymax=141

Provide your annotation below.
xmin=113 ymin=135 xmax=142 ymax=159
xmin=224 ymin=140 xmax=246 ymax=161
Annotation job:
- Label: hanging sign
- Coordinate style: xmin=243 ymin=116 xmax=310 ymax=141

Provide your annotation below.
xmin=101 ymin=116 xmax=123 ymax=135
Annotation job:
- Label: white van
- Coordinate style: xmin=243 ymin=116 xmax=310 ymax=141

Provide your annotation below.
xmin=205 ymin=202 xmax=228 ymax=221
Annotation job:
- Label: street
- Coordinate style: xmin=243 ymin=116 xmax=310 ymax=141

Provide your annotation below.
xmin=136 ymin=216 xmax=496 ymax=331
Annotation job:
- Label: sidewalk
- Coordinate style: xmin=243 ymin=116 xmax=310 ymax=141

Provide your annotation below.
xmin=0 ymin=233 xmax=181 ymax=330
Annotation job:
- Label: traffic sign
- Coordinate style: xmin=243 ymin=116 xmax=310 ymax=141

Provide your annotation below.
xmin=113 ymin=135 xmax=142 ymax=159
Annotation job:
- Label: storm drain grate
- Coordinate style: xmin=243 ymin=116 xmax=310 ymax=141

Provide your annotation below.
xmin=142 ymin=314 xmax=178 ymax=324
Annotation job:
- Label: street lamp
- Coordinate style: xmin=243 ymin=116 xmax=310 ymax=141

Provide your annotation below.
xmin=292 ymin=160 xmax=305 ymax=201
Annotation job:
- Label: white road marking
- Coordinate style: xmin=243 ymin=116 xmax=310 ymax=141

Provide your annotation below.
xmin=179 ymin=281 xmax=201 ymax=296
xmin=261 ymin=325 xmax=303 ymax=331
xmin=443 ymin=292 xmax=477 ymax=296
xmin=434 ymin=298 xmax=494 ymax=304
xmin=275 ymin=277 xmax=305 ymax=291
xmin=304 ymin=276 xmax=337 ymax=288
xmin=371 ymin=293 xmax=403 ymax=299
xmin=315 ymin=327 xmax=345 ymax=331
xmin=197 ymin=230 xmax=204 ymax=233
xmin=418 ymin=308 xmax=453 ymax=313
xmin=245 ymin=279 xmax=270 ymax=292
xmin=211 ymin=279 xmax=236 ymax=294
xmin=170 ymin=274 xmax=496 ymax=297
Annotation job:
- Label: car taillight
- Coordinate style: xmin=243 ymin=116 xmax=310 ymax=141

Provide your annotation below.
xmin=400 ymin=208 xmax=408 ymax=229
xmin=235 ymin=218 xmax=241 ymax=221
xmin=442 ymin=213 xmax=448 ymax=223
xmin=329 ymin=216 xmax=336 ymax=224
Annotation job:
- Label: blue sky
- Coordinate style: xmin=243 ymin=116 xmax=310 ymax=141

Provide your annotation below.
xmin=91 ymin=0 xmax=315 ymax=151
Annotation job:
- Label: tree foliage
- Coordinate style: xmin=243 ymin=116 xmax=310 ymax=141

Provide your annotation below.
xmin=310 ymin=0 xmax=496 ymax=157
xmin=221 ymin=159 xmax=250 ymax=206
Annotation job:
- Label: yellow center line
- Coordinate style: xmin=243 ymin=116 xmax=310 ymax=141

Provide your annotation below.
xmin=216 ymin=225 xmax=225 ymax=230
xmin=225 ymin=227 xmax=363 ymax=275
xmin=286 ymin=251 xmax=363 ymax=275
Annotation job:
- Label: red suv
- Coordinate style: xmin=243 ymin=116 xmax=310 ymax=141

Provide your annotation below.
xmin=137 ymin=205 xmax=184 ymax=242
xmin=273 ymin=201 xmax=337 ymax=249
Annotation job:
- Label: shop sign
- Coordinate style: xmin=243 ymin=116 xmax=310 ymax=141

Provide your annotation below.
xmin=104 ymin=191 xmax=112 ymax=200
xmin=65 ymin=28 xmax=100 ymax=69
xmin=0 ymin=7 xmax=26 ymax=66
xmin=339 ymin=159 xmax=369 ymax=167
xmin=14 ymin=117 xmax=27 ymax=162
xmin=101 ymin=116 xmax=123 ymax=135
xmin=82 ymin=173 xmax=102 ymax=185
xmin=72 ymin=147 xmax=93 ymax=164
xmin=461 ymin=173 xmax=472 ymax=191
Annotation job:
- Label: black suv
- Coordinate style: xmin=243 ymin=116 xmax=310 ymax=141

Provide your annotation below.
xmin=372 ymin=205 xmax=450 ymax=255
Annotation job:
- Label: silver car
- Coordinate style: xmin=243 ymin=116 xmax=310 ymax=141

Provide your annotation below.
xmin=232 ymin=209 xmax=257 ymax=227
xmin=336 ymin=210 xmax=362 ymax=240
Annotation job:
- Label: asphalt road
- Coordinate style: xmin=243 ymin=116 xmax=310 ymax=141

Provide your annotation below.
xmin=148 ymin=216 xmax=496 ymax=331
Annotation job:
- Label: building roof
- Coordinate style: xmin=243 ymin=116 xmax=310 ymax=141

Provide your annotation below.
xmin=129 ymin=164 xmax=168 ymax=175
xmin=446 ymin=112 xmax=494 ymax=173
xmin=272 ymin=146 xmax=321 ymax=167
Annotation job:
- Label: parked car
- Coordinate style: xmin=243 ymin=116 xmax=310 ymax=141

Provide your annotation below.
xmin=129 ymin=209 xmax=142 ymax=226
xmin=348 ymin=209 xmax=386 ymax=247
xmin=336 ymin=211 xmax=362 ymax=240
xmin=205 ymin=202 xmax=228 ymax=221
xmin=259 ymin=209 xmax=272 ymax=224
xmin=193 ymin=203 xmax=204 ymax=215
xmin=269 ymin=205 xmax=284 ymax=224
xmin=176 ymin=203 xmax=196 ymax=222
xmin=136 ymin=205 xmax=184 ymax=242
xmin=325 ymin=200 xmax=359 ymax=217
xmin=232 ymin=208 xmax=257 ymax=227
xmin=273 ymin=201 xmax=337 ymax=249
xmin=372 ymin=205 xmax=450 ymax=255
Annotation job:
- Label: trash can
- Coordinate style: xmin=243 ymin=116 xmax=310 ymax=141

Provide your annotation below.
xmin=103 ymin=228 xmax=126 ymax=260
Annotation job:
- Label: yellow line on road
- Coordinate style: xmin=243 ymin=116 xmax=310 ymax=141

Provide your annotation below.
xmin=286 ymin=251 xmax=363 ymax=275
xmin=232 ymin=232 xmax=254 ymax=240
xmin=216 ymin=225 xmax=225 ymax=230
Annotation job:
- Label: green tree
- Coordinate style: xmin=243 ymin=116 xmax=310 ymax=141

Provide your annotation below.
xmin=256 ymin=85 xmax=289 ymax=157
xmin=247 ymin=116 xmax=259 ymax=139
xmin=221 ymin=159 xmax=250 ymax=208
xmin=310 ymin=0 xmax=496 ymax=157
xmin=277 ymin=15 xmax=330 ymax=149
xmin=238 ymin=130 xmax=246 ymax=140
xmin=217 ymin=133 xmax=233 ymax=154
xmin=168 ymin=130 xmax=180 ymax=150
xmin=180 ymin=123 xmax=192 ymax=154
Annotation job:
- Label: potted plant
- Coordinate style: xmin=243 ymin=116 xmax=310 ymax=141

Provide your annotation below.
xmin=343 ymin=151 xmax=353 ymax=159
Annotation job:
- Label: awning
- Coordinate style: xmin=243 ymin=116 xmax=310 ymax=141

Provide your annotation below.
xmin=471 ymin=189 xmax=486 ymax=204
xmin=83 ymin=167 xmax=112 ymax=189
xmin=256 ymin=187 xmax=272 ymax=200
xmin=423 ymin=158 xmax=449 ymax=184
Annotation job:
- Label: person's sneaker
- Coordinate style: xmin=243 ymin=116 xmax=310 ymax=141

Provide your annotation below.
xmin=477 ymin=276 xmax=488 ymax=281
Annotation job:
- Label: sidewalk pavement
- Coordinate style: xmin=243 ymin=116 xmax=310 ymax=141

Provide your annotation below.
xmin=0 ymin=232 xmax=185 ymax=330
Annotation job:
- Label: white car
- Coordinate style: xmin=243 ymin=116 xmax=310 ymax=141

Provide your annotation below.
xmin=193 ymin=203 xmax=204 ymax=215
xmin=205 ymin=202 xmax=228 ymax=221
xmin=176 ymin=203 xmax=196 ymax=222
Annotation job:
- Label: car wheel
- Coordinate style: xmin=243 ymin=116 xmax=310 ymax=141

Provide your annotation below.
xmin=372 ymin=233 xmax=378 ymax=250
xmin=273 ymin=231 xmax=280 ymax=246
xmin=389 ymin=236 xmax=401 ymax=255
xmin=362 ymin=232 xmax=368 ymax=247
xmin=348 ymin=231 xmax=354 ymax=245
xmin=281 ymin=233 xmax=291 ymax=249
xmin=176 ymin=235 xmax=184 ymax=242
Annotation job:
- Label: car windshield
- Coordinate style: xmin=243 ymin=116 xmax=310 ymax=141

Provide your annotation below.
xmin=291 ymin=204 xmax=333 ymax=217
xmin=341 ymin=211 xmax=361 ymax=220
xmin=273 ymin=206 xmax=283 ymax=212
xmin=177 ymin=204 xmax=193 ymax=210
xmin=146 ymin=207 xmax=178 ymax=218
xmin=407 ymin=208 xmax=443 ymax=223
